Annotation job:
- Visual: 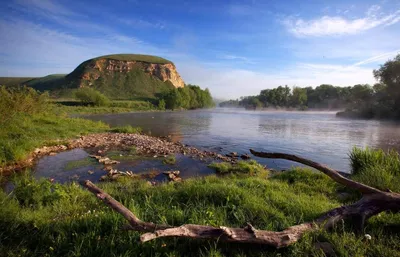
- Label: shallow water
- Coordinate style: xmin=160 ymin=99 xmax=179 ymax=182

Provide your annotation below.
xmin=83 ymin=109 xmax=400 ymax=173
xmin=33 ymin=149 xmax=215 ymax=183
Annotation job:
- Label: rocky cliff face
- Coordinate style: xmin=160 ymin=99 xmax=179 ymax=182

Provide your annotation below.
xmin=78 ymin=58 xmax=185 ymax=88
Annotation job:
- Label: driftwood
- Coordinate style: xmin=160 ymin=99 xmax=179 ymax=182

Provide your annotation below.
xmin=83 ymin=149 xmax=400 ymax=248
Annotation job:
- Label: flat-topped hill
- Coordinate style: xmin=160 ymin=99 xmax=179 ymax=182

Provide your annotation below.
xmin=91 ymin=54 xmax=173 ymax=64
xmin=0 ymin=54 xmax=185 ymax=99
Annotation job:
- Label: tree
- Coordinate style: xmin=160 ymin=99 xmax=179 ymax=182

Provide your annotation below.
xmin=291 ymin=87 xmax=307 ymax=108
xmin=373 ymin=54 xmax=400 ymax=116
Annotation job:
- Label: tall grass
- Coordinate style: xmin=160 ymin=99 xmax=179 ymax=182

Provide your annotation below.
xmin=1 ymin=170 xmax=399 ymax=256
xmin=0 ymin=86 xmax=110 ymax=166
xmin=75 ymin=87 xmax=110 ymax=107
xmin=349 ymin=147 xmax=400 ymax=192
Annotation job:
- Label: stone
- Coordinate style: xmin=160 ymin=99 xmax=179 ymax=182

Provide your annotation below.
xmin=240 ymin=154 xmax=251 ymax=160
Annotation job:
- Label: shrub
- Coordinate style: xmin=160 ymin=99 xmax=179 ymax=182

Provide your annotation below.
xmin=74 ymin=87 xmax=110 ymax=106
xmin=0 ymin=86 xmax=49 ymax=125
xmin=158 ymin=99 xmax=166 ymax=110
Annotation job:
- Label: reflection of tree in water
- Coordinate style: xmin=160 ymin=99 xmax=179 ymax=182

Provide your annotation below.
xmin=373 ymin=122 xmax=400 ymax=152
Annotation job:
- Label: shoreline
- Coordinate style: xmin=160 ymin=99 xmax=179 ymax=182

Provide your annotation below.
xmin=0 ymin=132 xmax=238 ymax=176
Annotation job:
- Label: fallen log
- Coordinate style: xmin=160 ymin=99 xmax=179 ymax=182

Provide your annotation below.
xmin=82 ymin=149 xmax=400 ymax=248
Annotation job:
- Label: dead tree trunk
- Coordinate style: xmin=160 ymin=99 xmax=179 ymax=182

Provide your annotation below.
xmin=83 ymin=149 xmax=400 ymax=248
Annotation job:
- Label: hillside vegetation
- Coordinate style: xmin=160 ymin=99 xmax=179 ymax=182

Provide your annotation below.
xmin=0 ymin=77 xmax=37 ymax=86
xmin=220 ymin=54 xmax=400 ymax=119
xmin=0 ymin=54 xmax=182 ymax=100
xmin=92 ymin=54 xmax=173 ymax=64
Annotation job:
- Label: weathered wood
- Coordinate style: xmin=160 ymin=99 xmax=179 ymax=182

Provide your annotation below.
xmin=249 ymin=149 xmax=382 ymax=194
xmin=82 ymin=150 xmax=400 ymax=248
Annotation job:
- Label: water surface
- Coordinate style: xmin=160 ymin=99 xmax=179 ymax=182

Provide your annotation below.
xmin=83 ymin=109 xmax=400 ymax=173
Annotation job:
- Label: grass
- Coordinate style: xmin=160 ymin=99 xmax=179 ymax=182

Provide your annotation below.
xmin=108 ymin=125 xmax=142 ymax=134
xmin=1 ymin=169 xmax=399 ymax=256
xmin=163 ymin=155 xmax=176 ymax=165
xmin=349 ymin=147 xmax=400 ymax=192
xmin=54 ymin=100 xmax=158 ymax=114
xmin=92 ymin=54 xmax=173 ymax=64
xmin=0 ymin=113 xmax=108 ymax=166
xmin=208 ymin=160 xmax=267 ymax=176
xmin=0 ymin=77 xmax=37 ymax=86
xmin=0 ymin=87 xmax=143 ymax=167
xmin=64 ymin=157 xmax=98 ymax=170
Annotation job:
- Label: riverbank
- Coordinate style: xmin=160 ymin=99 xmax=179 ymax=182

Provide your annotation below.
xmin=2 ymin=164 xmax=400 ymax=256
xmin=0 ymin=131 xmax=239 ymax=175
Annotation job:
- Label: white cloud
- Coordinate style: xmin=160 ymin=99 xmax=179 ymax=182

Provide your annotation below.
xmin=13 ymin=0 xmax=78 ymax=17
xmin=284 ymin=5 xmax=400 ymax=37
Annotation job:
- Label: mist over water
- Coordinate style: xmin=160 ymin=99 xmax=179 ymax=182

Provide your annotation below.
xmin=84 ymin=109 xmax=400 ymax=173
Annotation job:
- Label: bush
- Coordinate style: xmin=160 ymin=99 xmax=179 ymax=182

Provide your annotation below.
xmin=74 ymin=87 xmax=110 ymax=106
xmin=0 ymin=86 xmax=49 ymax=125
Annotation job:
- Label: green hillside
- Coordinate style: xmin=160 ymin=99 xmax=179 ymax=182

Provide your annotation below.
xmin=0 ymin=54 xmax=179 ymax=99
xmin=0 ymin=77 xmax=37 ymax=86
xmin=92 ymin=54 xmax=173 ymax=64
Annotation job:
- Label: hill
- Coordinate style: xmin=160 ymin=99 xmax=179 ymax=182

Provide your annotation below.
xmin=0 ymin=54 xmax=185 ymax=99
xmin=0 ymin=77 xmax=37 ymax=86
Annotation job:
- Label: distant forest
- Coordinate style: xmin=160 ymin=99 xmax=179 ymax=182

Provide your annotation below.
xmin=220 ymin=54 xmax=400 ymax=119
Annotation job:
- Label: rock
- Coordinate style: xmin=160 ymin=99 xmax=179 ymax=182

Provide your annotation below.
xmin=163 ymin=170 xmax=181 ymax=182
xmin=59 ymin=145 xmax=68 ymax=150
xmin=88 ymin=170 xmax=94 ymax=175
xmin=49 ymin=152 xmax=57 ymax=156
xmin=240 ymin=154 xmax=251 ymax=160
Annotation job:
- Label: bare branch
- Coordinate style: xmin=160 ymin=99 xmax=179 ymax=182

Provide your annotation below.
xmin=249 ymin=149 xmax=382 ymax=195
xmin=83 ymin=180 xmax=171 ymax=232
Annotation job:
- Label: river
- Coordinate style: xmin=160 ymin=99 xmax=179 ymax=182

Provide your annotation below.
xmin=83 ymin=108 xmax=400 ymax=173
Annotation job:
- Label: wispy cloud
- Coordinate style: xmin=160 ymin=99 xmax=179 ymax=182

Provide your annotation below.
xmin=352 ymin=49 xmax=400 ymax=66
xmin=117 ymin=18 xmax=165 ymax=29
xmin=284 ymin=5 xmax=400 ymax=37
xmin=12 ymin=0 xmax=79 ymax=17
xmin=219 ymin=54 xmax=256 ymax=64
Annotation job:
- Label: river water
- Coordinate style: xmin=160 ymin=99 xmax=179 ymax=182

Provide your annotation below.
xmin=83 ymin=108 xmax=400 ymax=173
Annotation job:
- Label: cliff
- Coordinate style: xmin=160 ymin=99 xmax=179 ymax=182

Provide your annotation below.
xmin=1 ymin=54 xmax=185 ymax=99
xmin=69 ymin=54 xmax=185 ymax=89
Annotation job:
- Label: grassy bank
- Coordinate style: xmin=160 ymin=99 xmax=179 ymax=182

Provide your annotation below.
xmin=52 ymin=99 xmax=159 ymax=115
xmin=0 ymin=87 xmax=142 ymax=167
xmin=1 ymin=168 xmax=399 ymax=257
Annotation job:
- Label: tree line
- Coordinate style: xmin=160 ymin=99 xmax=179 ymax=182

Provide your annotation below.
xmin=158 ymin=84 xmax=215 ymax=110
xmin=220 ymin=54 xmax=400 ymax=119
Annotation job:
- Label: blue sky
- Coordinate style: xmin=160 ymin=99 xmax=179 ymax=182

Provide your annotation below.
xmin=1 ymin=0 xmax=400 ymax=99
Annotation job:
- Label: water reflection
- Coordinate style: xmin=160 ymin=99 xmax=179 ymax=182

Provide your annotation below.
xmin=83 ymin=109 xmax=400 ymax=172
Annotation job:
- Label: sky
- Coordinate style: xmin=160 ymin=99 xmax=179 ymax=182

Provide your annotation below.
xmin=0 ymin=0 xmax=400 ymax=99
